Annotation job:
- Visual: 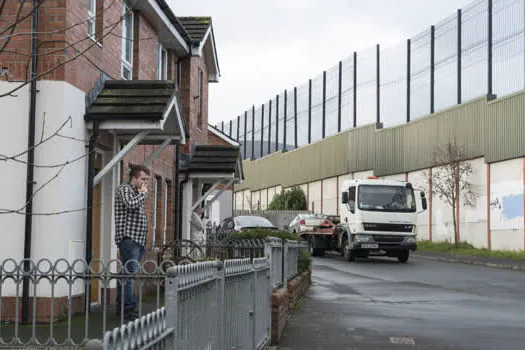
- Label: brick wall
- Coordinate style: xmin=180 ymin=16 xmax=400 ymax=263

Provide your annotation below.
xmin=1 ymin=294 xmax=84 ymax=323
xmin=133 ymin=12 xmax=159 ymax=80
xmin=1 ymin=0 xmax=214 ymax=252
xmin=180 ymin=55 xmax=209 ymax=153
xmin=0 ymin=0 xmax=67 ymax=81
xmin=271 ymin=270 xmax=311 ymax=345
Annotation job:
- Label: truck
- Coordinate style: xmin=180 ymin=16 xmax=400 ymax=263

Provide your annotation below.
xmin=301 ymin=176 xmax=427 ymax=263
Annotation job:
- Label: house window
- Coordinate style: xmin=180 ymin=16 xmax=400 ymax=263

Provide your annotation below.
xmin=197 ymin=68 xmax=203 ymax=128
xmin=158 ymin=45 xmax=168 ymax=80
xmin=88 ymin=0 xmax=96 ymax=40
xmin=121 ymin=1 xmax=134 ymax=80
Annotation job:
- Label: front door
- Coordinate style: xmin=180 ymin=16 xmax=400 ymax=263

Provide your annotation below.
xmin=90 ymin=152 xmax=103 ymax=303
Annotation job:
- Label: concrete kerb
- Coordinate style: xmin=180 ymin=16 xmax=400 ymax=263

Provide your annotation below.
xmin=413 ymin=253 xmax=525 ymax=272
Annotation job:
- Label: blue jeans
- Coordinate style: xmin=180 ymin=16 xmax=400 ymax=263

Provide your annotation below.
xmin=116 ymin=238 xmax=145 ymax=312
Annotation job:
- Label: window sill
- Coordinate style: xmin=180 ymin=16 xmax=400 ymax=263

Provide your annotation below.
xmin=89 ymin=36 xmax=103 ymax=48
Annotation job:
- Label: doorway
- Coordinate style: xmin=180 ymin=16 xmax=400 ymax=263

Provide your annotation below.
xmin=90 ymin=151 xmax=103 ymax=303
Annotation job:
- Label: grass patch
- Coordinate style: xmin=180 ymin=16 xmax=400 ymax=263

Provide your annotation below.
xmin=417 ymin=240 xmax=525 ymax=260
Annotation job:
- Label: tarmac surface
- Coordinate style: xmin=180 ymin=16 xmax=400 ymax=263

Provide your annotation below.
xmin=278 ymin=253 xmax=525 ymax=350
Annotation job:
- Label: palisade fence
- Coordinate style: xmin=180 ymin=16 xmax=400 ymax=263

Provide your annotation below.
xmin=218 ymin=0 xmax=525 ymax=160
xmin=0 ymin=237 xmax=308 ymax=349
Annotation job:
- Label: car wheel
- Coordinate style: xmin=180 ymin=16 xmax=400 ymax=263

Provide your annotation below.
xmin=397 ymin=251 xmax=410 ymax=263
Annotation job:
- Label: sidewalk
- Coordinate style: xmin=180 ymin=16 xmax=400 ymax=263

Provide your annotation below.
xmin=413 ymin=251 xmax=525 ymax=272
xmin=0 ymin=294 xmax=164 ymax=347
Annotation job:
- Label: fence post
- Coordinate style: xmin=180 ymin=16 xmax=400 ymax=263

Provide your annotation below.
xmin=283 ymin=240 xmax=289 ymax=287
xmin=216 ymin=261 xmax=225 ymax=349
xmin=308 ymin=79 xmax=312 ymax=144
xmin=252 ymin=261 xmax=257 ymax=350
xmin=165 ymin=266 xmax=180 ymax=348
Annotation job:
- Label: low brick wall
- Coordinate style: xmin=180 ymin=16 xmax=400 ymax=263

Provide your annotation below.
xmin=271 ymin=269 xmax=311 ymax=345
xmin=1 ymin=294 xmax=85 ymax=323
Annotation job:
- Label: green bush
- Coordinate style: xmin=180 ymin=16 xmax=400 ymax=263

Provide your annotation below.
xmin=229 ymin=228 xmax=311 ymax=271
xmin=267 ymin=186 xmax=307 ymax=210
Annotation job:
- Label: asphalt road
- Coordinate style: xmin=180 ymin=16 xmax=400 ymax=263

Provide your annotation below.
xmin=278 ymin=253 xmax=525 ymax=350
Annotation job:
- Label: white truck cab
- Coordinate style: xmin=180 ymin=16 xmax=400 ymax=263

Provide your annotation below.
xmin=339 ymin=176 xmax=427 ymax=263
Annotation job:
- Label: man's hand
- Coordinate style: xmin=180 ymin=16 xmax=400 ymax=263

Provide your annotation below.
xmin=139 ymin=183 xmax=148 ymax=195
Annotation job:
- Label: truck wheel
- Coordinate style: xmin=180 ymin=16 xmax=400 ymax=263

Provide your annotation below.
xmin=312 ymin=248 xmax=325 ymax=257
xmin=343 ymin=240 xmax=355 ymax=262
xmin=397 ymin=251 xmax=410 ymax=263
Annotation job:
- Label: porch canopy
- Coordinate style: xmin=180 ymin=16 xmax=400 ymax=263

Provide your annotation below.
xmin=179 ymin=145 xmax=244 ymax=237
xmin=85 ymin=80 xmax=187 ymax=186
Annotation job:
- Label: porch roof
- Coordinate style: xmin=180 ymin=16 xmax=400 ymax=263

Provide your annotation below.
xmin=84 ymin=80 xmax=187 ymax=145
xmin=181 ymin=145 xmax=244 ymax=183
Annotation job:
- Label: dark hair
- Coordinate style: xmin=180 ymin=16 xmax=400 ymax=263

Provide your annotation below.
xmin=129 ymin=164 xmax=150 ymax=180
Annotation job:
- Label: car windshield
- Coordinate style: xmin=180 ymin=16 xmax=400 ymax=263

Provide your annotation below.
xmin=235 ymin=216 xmax=273 ymax=228
xmin=358 ymin=185 xmax=416 ymax=212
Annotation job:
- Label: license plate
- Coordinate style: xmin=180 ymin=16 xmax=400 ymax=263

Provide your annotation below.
xmin=361 ymin=244 xmax=379 ymax=249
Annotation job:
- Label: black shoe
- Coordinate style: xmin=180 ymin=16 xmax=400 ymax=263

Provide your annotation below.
xmin=124 ymin=308 xmax=139 ymax=322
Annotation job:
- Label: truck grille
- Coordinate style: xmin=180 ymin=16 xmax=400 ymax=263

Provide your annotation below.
xmin=371 ymin=235 xmax=405 ymax=244
xmin=363 ymin=223 xmax=413 ymax=233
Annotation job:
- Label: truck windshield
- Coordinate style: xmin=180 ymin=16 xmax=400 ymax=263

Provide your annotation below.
xmin=358 ymin=185 xmax=416 ymax=212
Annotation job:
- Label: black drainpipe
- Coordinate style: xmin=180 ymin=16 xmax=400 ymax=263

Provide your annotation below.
xmin=84 ymin=121 xmax=99 ymax=313
xmin=179 ymin=175 xmax=189 ymax=241
xmin=21 ymin=0 xmax=39 ymax=325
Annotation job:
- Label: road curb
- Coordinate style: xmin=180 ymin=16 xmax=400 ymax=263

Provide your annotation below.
xmin=413 ymin=254 xmax=525 ymax=272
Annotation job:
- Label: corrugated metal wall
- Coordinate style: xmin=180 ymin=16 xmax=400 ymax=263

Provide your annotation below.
xmin=237 ymin=92 xmax=525 ymax=192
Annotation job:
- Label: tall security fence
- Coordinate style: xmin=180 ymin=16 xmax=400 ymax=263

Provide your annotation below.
xmin=0 ymin=237 xmax=306 ymax=349
xmin=217 ymin=0 xmax=525 ymax=160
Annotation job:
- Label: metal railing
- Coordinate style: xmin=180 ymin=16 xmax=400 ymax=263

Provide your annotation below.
xmin=89 ymin=258 xmax=271 ymax=350
xmin=0 ymin=257 xmax=170 ymax=349
xmin=283 ymin=240 xmax=299 ymax=282
xmin=0 ymin=237 xmax=307 ymax=349
xmin=264 ymin=237 xmax=284 ymax=289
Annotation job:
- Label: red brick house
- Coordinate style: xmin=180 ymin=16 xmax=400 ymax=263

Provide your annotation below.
xmin=0 ymin=0 xmax=242 ymax=314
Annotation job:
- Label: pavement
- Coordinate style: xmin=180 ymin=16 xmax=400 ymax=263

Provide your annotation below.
xmin=413 ymin=251 xmax=525 ymax=271
xmin=277 ymin=253 xmax=525 ymax=350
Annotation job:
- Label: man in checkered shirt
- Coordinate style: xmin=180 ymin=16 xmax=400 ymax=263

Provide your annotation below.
xmin=115 ymin=164 xmax=150 ymax=321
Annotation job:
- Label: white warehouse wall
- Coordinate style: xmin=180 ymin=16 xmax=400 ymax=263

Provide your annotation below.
xmin=490 ymin=158 xmax=524 ymax=251
xmin=308 ymin=181 xmax=322 ymax=213
xmin=322 ymin=177 xmax=338 ymax=215
xmin=459 ymin=158 xmax=488 ymax=248
xmin=408 ymin=170 xmax=431 ymax=241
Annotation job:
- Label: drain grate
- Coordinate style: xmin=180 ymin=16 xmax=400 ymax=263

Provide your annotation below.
xmin=390 ymin=336 xmax=415 ymax=345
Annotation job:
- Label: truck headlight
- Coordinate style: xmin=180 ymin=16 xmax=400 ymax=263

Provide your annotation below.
xmin=354 ymin=235 xmax=374 ymax=243
xmin=405 ymin=237 xmax=417 ymax=244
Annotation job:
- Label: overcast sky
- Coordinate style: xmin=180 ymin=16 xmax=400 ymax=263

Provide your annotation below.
xmin=169 ymin=0 xmax=476 ymax=124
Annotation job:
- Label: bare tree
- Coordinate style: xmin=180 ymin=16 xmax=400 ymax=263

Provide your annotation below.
xmin=423 ymin=141 xmax=477 ymax=245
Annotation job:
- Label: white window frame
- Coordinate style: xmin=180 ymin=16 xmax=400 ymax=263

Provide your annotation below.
xmin=158 ymin=45 xmax=168 ymax=80
xmin=163 ymin=180 xmax=168 ymax=245
xmin=88 ymin=0 xmax=96 ymax=40
xmin=121 ymin=1 xmax=134 ymax=80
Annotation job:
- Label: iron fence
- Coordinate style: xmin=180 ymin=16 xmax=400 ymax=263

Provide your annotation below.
xmin=0 ymin=237 xmax=306 ymax=349
xmin=218 ymin=0 xmax=525 ymax=159
xmin=264 ymin=237 xmax=283 ymax=289
xmin=283 ymin=240 xmax=299 ymax=281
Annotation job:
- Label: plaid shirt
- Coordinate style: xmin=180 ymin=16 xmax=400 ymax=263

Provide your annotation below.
xmin=115 ymin=182 xmax=148 ymax=247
